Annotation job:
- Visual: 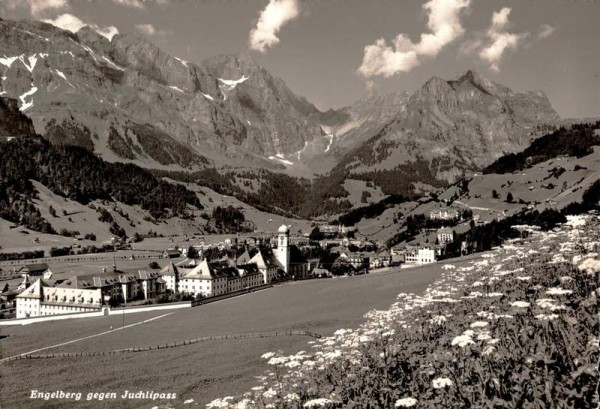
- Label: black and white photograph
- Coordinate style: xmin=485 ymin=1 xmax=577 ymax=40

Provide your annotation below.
xmin=0 ymin=0 xmax=598 ymax=407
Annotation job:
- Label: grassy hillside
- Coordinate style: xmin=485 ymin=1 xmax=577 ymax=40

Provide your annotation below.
xmin=216 ymin=216 xmax=600 ymax=408
xmin=0 ymin=136 xmax=203 ymax=235
xmin=483 ymin=121 xmax=600 ymax=174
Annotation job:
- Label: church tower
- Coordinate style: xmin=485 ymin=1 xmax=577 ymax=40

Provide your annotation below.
xmin=276 ymin=224 xmax=290 ymax=274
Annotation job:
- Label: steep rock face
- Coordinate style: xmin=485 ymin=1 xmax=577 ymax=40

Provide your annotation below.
xmin=333 ymin=70 xmax=560 ymax=183
xmin=200 ymin=54 xmax=323 ymax=156
xmin=0 ymin=18 xmax=325 ymax=171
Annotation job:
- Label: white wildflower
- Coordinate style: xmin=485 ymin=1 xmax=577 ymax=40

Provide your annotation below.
xmin=430 ymin=315 xmax=447 ymax=325
xmin=470 ymin=321 xmax=489 ymax=328
xmin=451 ymin=334 xmax=474 ymax=347
xmin=546 ymin=287 xmax=573 ymax=295
xmin=510 ymin=301 xmax=530 ymax=308
xmin=432 ymin=377 xmax=453 ymax=388
xmin=578 ymin=258 xmax=600 ymax=275
xmin=304 ymin=398 xmax=336 ymax=407
xmin=395 ymin=397 xmax=418 ymax=407
xmin=535 ymin=314 xmax=560 ymax=321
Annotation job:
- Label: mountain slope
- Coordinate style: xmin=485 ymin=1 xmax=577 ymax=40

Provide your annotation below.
xmin=0 ymin=18 xmax=328 ymax=171
xmin=332 ymin=70 xmax=559 ymax=184
xmin=0 ymin=96 xmax=205 ymax=238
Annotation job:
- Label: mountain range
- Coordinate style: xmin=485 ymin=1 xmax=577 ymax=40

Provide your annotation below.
xmin=0 ymin=17 xmax=561 ymax=187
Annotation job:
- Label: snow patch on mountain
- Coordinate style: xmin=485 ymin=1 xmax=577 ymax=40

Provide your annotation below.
xmin=19 ymin=54 xmax=48 ymax=73
xmin=60 ymin=51 xmax=75 ymax=59
xmin=101 ymin=56 xmax=124 ymax=71
xmin=296 ymin=141 xmax=309 ymax=160
xmin=19 ymin=85 xmax=38 ymax=112
xmin=268 ymin=154 xmax=294 ymax=166
xmin=168 ymin=85 xmax=185 ymax=93
xmin=174 ymin=57 xmax=189 ymax=67
xmin=0 ymin=56 xmax=19 ymax=68
xmin=218 ymin=75 xmax=250 ymax=87
xmin=321 ymin=126 xmax=335 ymax=153
xmin=53 ymin=69 xmax=75 ymax=88
xmin=202 ymin=93 xmax=214 ymax=101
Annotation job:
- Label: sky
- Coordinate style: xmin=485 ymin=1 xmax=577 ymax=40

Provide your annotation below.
xmin=1 ymin=0 xmax=599 ymax=118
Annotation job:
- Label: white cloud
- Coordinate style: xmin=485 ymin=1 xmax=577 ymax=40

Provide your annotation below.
xmin=43 ymin=13 xmax=119 ymax=40
xmin=95 ymin=26 xmax=119 ymax=40
xmin=2 ymin=0 xmax=68 ymax=17
xmin=478 ymin=8 xmax=527 ymax=71
xmin=30 ymin=0 xmax=68 ymax=16
xmin=358 ymin=0 xmax=470 ymax=77
xmin=134 ymin=23 xmax=171 ymax=38
xmin=537 ymin=24 xmax=556 ymax=40
xmin=43 ymin=13 xmax=86 ymax=32
xmin=111 ymin=0 xmax=170 ymax=7
xmin=249 ymin=0 xmax=299 ymax=53
xmin=113 ymin=0 xmax=145 ymax=8
xmin=135 ymin=23 xmax=156 ymax=35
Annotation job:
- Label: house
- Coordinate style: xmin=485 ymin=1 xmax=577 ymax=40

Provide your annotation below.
xmin=370 ymin=249 xmax=392 ymax=269
xmin=312 ymin=267 xmax=331 ymax=278
xmin=402 ymin=246 xmax=438 ymax=265
xmin=173 ymin=259 xmax=263 ymax=297
xmin=339 ymin=251 xmax=370 ymax=270
xmin=18 ymin=263 xmax=50 ymax=277
xmin=437 ymin=228 xmax=454 ymax=245
xmin=16 ymin=268 xmax=167 ymax=318
xmin=429 ymin=208 xmax=460 ymax=220
xmin=163 ymin=249 xmax=181 ymax=259
xmin=16 ymin=279 xmax=102 ymax=318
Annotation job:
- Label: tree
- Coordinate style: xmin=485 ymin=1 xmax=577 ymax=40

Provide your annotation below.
xmin=148 ymin=261 xmax=160 ymax=269
xmin=506 ymin=192 xmax=514 ymax=203
xmin=309 ymin=226 xmax=324 ymax=241
xmin=492 ymin=190 xmax=499 ymax=199
xmin=187 ymin=246 xmax=199 ymax=259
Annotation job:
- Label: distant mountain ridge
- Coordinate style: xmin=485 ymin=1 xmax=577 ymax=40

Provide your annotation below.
xmin=0 ymin=18 xmax=330 ymax=171
xmin=330 ymin=69 xmax=560 ymax=184
xmin=0 ymin=17 xmax=560 ymax=186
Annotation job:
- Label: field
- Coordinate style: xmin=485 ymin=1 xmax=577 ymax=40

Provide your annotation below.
xmin=0 ymin=259 xmax=466 ymax=409
xmin=215 ymin=215 xmax=599 ymax=408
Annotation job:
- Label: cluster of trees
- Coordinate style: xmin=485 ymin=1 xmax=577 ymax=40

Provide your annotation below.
xmin=483 ymin=121 xmax=600 ymax=174
xmin=44 ymin=118 xmax=96 ymax=152
xmin=0 ymin=250 xmax=44 ymax=261
xmin=0 ymin=136 xmax=203 ymax=234
xmin=125 ymin=123 xmax=209 ymax=168
xmin=562 ymin=180 xmax=600 ymax=214
xmin=337 ymin=195 xmax=408 ymax=226
xmin=352 ymin=160 xmax=447 ymax=196
xmin=446 ymin=209 xmax=567 ymax=256
xmin=211 ymin=205 xmax=248 ymax=233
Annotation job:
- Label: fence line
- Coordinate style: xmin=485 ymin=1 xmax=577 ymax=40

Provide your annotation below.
xmin=2 ymin=330 xmax=322 ymax=361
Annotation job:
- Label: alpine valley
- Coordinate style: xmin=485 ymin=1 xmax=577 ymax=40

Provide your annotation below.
xmin=0 ymin=17 xmax=598 ymax=245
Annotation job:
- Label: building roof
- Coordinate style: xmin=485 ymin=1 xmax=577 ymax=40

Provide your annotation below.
xmin=16 ymin=279 xmax=44 ymax=299
xmin=236 ymin=249 xmax=252 ymax=265
xmin=19 ymin=263 xmax=50 ymax=273
xmin=160 ymin=261 xmax=179 ymax=276
xmin=278 ymin=224 xmax=289 ymax=234
xmin=250 ymin=249 xmax=282 ymax=270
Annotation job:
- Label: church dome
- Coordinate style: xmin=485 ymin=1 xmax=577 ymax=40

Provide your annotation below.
xmin=278 ymin=224 xmax=289 ymax=233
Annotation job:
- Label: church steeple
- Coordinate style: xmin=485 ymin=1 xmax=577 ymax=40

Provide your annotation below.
xmin=276 ymin=224 xmax=290 ymax=274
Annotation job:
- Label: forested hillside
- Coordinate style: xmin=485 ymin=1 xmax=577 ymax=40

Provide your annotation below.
xmin=483 ymin=122 xmax=600 ymax=174
xmin=0 ymin=135 xmax=202 ymax=233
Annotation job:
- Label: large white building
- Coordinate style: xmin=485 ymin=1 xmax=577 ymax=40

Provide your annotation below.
xmin=403 ymin=247 xmax=438 ymax=265
xmin=15 ymin=270 xmax=166 ymax=319
xmin=16 ymin=279 xmax=102 ymax=318
xmin=161 ymin=258 xmax=264 ymax=298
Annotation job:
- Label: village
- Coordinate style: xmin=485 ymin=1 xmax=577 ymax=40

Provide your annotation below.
xmin=0 ymin=203 xmax=485 ymax=322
